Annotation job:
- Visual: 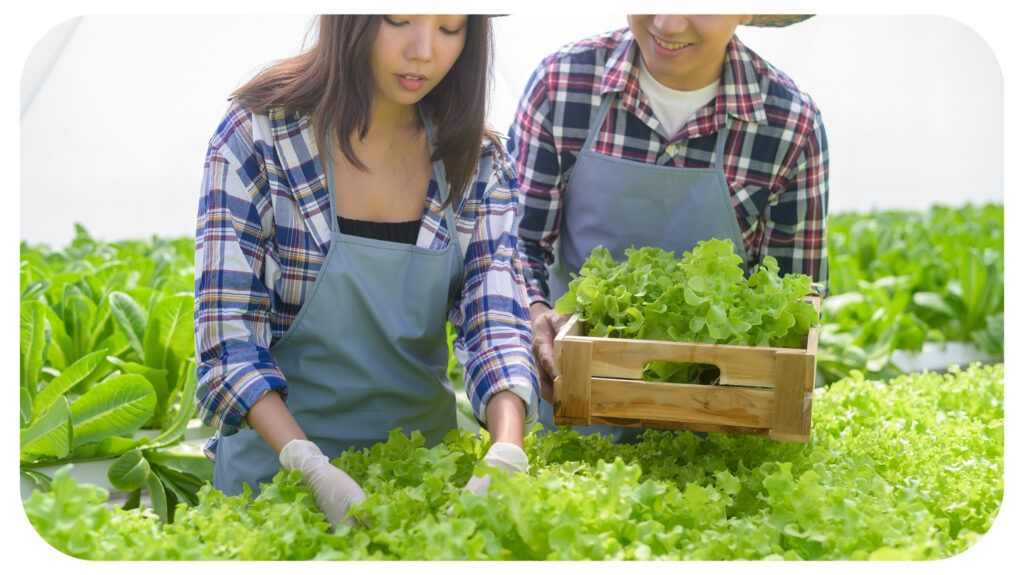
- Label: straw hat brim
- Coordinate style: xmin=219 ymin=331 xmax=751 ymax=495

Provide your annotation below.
xmin=746 ymin=15 xmax=814 ymax=27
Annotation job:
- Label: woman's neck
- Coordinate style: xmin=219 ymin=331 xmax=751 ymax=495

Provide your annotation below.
xmin=367 ymin=99 xmax=420 ymax=137
xmin=336 ymin=98 xmax=425 ymax=162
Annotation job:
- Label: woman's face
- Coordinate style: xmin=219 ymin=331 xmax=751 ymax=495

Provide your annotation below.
xmin=370 ymin=15 xmax=468 ymax=111
xmin=627 ymin=14 xmax=751 ymax=91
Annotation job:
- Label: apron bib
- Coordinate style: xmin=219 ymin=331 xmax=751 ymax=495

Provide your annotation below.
xmin=541 ymin=92 xmax=746 ymax=442
xmin=214 ymin=110 xmax=464 ymax=495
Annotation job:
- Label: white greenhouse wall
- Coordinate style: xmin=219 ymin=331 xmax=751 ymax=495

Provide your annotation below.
xmin=16 ymin=14 xmax=1006 ymax=248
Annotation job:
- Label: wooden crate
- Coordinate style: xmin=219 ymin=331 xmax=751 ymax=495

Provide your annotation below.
xmin=552 ymin=296 xmax=821 ymax=442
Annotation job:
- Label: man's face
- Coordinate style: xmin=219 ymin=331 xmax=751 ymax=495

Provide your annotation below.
xmin=627 ymin=15 xmax=751 ymax=91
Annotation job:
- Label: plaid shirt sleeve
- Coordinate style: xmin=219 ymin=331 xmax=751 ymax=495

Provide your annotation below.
xmin=506 ymin=61 xmax=564 ymax=308
xmin=449 ymin=144 xmax=540 ymax=426
xmin=194 ymin=104 xmax=288 ymax=458
xmin=758 ymin=107 xmax=830 ymax=295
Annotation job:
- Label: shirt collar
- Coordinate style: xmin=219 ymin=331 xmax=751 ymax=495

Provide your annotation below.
xmin=268 ymin=106 xmax=334 ymax=252
xmin=601 ymin=32 xmax=769 ymax=128
xmin=599 ymin=28 xmax=636 ymax=96
xmin=719 ymin=36 xmax=768 ymax=125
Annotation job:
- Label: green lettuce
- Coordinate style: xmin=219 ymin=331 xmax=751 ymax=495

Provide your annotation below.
xmin=554 ymin=239 xmax=818 ymax=383
xmin=25 ymin=364 xmax=1003 ymax=561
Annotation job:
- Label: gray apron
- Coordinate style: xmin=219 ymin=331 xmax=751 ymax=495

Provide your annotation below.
xmin=213 ymin=110 xmax=463 ymax=496
xmin=541 ymin=92 xmax=746 ymax=442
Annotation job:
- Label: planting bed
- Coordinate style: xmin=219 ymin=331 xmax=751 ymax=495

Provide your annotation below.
xmin=20 ymin=204 xmax=1004 ymax=560
xmin=26 ymin=364 xmax=1003 ymax=560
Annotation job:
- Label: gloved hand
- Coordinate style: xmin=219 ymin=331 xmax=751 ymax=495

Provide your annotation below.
xmin=279 ymin=438 xmax=367 ymax=528
xmin=463 ymin=442 xmax=530 ymax=496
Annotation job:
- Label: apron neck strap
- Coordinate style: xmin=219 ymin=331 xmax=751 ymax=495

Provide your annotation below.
xmin=714 ymin=115 xmax=731 ymax=171
xmin=324 ymin=136 xmax=341 ymax=234
xmin=583 ymin=92 xmax=732 ymax=171
xmin=417 ymin=104 xmax=461 ymax=253
xmin=581 ymin=93 xmax=615 ymax=151
xmin=417 ymin=104 xmax=449 ymax=204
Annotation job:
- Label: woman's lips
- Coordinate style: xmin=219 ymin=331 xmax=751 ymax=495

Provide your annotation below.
xmin=396 ymin=73 xmax=427 ymax=91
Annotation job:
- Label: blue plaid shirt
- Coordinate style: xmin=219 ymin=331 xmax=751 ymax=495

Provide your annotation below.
xmin=508 ymin=29 xmax=830 ymax=305
xmin=195 ymin=101 xmax=539 ymax=458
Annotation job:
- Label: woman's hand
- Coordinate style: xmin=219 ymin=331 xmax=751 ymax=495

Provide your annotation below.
xmin=279 ymin=439 xmax=368 ymax=528
xmin=463 ymin=442 xmax=529 ymax=495
xmin=247 ymin=393 xmax=367 ymax=529
xmin=529 ymin=302 xmax=569 ymax=403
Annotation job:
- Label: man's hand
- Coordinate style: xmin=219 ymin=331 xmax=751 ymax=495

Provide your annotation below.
xmin=279 ymin=439 xmax=367 ymax=529
xmin=530 ymin=302 xmax=569 ymax=403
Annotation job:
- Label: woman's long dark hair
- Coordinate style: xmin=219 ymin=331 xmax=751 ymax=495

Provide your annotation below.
xmin=233 ymin=15 xmax=499 ymax=207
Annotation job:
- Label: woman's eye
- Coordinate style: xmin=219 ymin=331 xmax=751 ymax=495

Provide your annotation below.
xmin=439 ymin=26 xmax=463 ymax=36
xmin=383 ymin=16 xmax=407 ymax=26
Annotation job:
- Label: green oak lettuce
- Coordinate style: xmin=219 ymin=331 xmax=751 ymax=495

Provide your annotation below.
xmin=553 ymin=239 xmax=818 ymax=383
xmin=25 ymin=364 xmax=1003 ymax=561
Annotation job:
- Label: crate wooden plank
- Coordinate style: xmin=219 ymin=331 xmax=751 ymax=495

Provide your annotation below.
xmin=553 ymin=339 xmax=593 ymax=426
xmin=803 ymin=354 xmax=818 ymax=393
xmin=803 ymin=295 xmax=822 ymax=355
xmin=769 ymin=351 xmax=812 ymax=442
xmin=586 ymin=416 xmax=771 ymax=436
xmin=559 ymin=313 xmax=583 ymax=338
xmin=552 ymin=314 xmax=582 ymax=378
xmin=768 ymin=405 xmax=812 ymax=442
xmin=804 ymin=325 xmax=820 ymax=356
xmin=576 ymin=338 xmax=781 ymax=388
xmin=589 ymin=378 xmax=774 ymax=428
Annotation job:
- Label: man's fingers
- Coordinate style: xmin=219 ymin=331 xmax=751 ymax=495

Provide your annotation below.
xmin=531 ymin=330 xmax=555 ymax=373
xmin=533 ymin=315 xmax=555 ymax=338
xmin=550 ymin=312 xmax=569 ymax=332
xmin=530 ymin=309 xmax=570 ymax=405
xmin=538 ymin=344 xmax=555 ymax=375
xmin=539 ymin=371 xmax=554 ymax=403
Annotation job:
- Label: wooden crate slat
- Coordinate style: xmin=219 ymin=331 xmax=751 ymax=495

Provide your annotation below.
xmin=568 ymin=337 xmax=780 ymax=388
xmin=769 ymin=351 xmax=812 ymax=442
xmin=553 ymin=339 xmax=593 ymax=426
xmin=589 ymin=378 xmax=774 ymax=428
xmin=586 ymin=416 xmax=771 ymax=436
xmin=803 ymin=295 xmax=822 ymax=355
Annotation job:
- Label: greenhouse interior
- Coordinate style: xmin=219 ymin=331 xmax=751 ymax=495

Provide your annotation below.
xmin=16 ymin=13 xmax=1011 ymax=563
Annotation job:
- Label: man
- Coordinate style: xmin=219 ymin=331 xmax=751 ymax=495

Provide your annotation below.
xmin=507 ymin=15 xmax=828 ymax=441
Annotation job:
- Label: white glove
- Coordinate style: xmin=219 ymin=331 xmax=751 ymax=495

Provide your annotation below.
xmin=464 ymin=442 xmax=530 ymax=496
xmin=279 ymin=439 xmax=367 ymax=528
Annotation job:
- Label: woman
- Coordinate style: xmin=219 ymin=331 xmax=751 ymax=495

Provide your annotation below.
xmin=194 ymin=15 xmax=538 ymax=527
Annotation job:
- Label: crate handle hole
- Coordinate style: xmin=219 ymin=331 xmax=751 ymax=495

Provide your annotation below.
xmin=642 ymin=361 xmax=722 ymax=385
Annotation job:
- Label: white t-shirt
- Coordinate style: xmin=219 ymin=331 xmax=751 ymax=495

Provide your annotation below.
xmin=637 ymin=56 xmax=719 ymax=139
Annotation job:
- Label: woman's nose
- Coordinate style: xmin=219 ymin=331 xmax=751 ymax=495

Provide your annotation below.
xmin=405 ymin=24 xmax=433 ymax=62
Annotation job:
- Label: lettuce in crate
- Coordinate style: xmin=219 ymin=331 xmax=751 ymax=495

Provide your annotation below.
xmin=554 ymin=239 xmax=819 ymax=384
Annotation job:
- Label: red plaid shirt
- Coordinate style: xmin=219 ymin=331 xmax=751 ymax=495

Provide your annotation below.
xmin=508 ymin=29 xmax=830 ymax=305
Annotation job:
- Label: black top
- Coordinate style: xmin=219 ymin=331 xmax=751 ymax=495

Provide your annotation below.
xmin=337 ymin=216 xmax=421 ymax=245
